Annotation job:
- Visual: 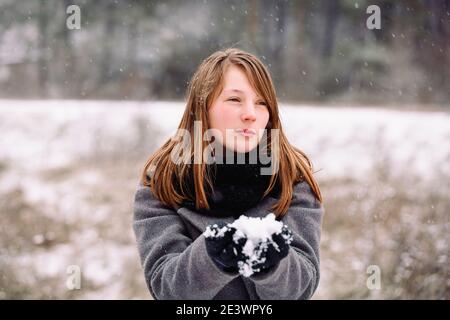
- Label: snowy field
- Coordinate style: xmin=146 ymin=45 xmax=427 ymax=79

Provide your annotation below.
xmin=0 ymin=100 xmax=449 ymax=299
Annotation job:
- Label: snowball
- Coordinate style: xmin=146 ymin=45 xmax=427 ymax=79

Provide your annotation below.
xmin=230 ymin=213 xmax=286 ymax=277
xmin=231 ymin=213 xmax=283 ymax=243
xmin=231 ymin=213 xmax=282 ymax=259
xmin=203 ymin=213 xmax=292 ymax=278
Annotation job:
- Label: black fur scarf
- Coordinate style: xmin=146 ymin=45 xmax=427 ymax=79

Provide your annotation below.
xmin=181 ymin=149 xmax=280 ymax=218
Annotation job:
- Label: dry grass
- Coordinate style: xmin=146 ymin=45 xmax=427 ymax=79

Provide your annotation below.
xmin=315 ymin=160 xmax=449 ymax=299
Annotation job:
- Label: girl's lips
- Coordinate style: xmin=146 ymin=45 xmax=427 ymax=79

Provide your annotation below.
xmin=235 ymin=128 xmax=256 ymax=137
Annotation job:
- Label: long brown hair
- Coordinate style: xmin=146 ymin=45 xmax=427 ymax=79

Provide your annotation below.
xmin=140 ymin=48 xmax=322 ymax=217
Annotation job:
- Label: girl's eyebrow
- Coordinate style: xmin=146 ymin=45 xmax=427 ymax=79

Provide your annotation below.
xmin=223 ymin=89 xmax=244 ymax=94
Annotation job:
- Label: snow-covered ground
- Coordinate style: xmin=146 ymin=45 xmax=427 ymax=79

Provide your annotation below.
xmin=0 ymin=100 xmax=448 ymax=299
xmin=1 ymin=99 xmax=448 ymax=182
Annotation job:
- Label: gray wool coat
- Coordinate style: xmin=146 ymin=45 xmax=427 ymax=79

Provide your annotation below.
xmin=132 ymin=180 xmax=324 ymax=300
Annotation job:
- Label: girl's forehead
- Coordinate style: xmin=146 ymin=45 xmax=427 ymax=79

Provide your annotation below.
xmin=223 ymin=65 xmax=252 ymax=83
xmin=218 ymin=64 xmax=265 ymax=98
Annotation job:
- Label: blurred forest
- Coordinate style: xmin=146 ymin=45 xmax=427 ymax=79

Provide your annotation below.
xmin=0 ymin=0 xmax=449 ymax=105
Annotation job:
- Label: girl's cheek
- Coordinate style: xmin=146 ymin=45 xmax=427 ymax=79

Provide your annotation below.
xmin=256 ymin=110 xmax=269 ymax=127
xmin=221 ymin=110 xmax=238 ymax=125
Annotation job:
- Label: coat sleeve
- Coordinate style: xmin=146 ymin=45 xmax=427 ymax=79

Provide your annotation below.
xmin=249 ymin=181 xmax=325 ymax=300
xmin=132 ymin=183 xmax=239 ymax=300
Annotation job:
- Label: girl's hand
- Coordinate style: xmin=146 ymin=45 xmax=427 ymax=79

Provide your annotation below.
xmin=204 ymin=222 xmax=246 ymax=273
xmin=204 ymin=220 xmax=293 ymax=276
xmin=252 ymin=225 xmax=293 ymax=273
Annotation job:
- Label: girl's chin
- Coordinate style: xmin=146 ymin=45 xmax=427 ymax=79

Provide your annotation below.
xmin=216 ymin=135 xmax=261 ymax=154
xmin=227 ymin=141 xmax=258 ymax=153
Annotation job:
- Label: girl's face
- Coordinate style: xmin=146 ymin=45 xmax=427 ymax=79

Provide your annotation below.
xmin=208 ymin=65 xmax=270 ymax=153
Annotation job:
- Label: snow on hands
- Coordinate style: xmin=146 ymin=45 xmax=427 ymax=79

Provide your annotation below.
xmin=203 ymin=213 xmax=293 ymax=277
xmin=203 ymin=223 xmax=229 ymax=238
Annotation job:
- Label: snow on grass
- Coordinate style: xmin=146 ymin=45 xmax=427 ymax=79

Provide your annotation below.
xmin=278 ymin=103 xmax=450 ymax=183
xmin=0 ymin=100 xmax=173 ymax=171
xmin=11 ymin=241 xmax=138 ymax=298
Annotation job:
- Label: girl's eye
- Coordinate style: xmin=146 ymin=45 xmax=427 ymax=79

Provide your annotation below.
xmin=227 ymin=98 xmax=267 ymax=106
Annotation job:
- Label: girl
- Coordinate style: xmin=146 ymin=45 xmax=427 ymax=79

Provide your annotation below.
xmin=133 ymin=48 xmax=324 ymax=300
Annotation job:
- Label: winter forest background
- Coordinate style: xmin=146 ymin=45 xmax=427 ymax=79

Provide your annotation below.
xmin=1 ymin=0 xmax=450 ymax=104
xmin=0 ymin=0 xmax=449 ymax=299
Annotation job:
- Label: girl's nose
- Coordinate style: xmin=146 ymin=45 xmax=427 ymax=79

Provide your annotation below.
xmin=241 ymin=103 xmax=257 ymax=122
